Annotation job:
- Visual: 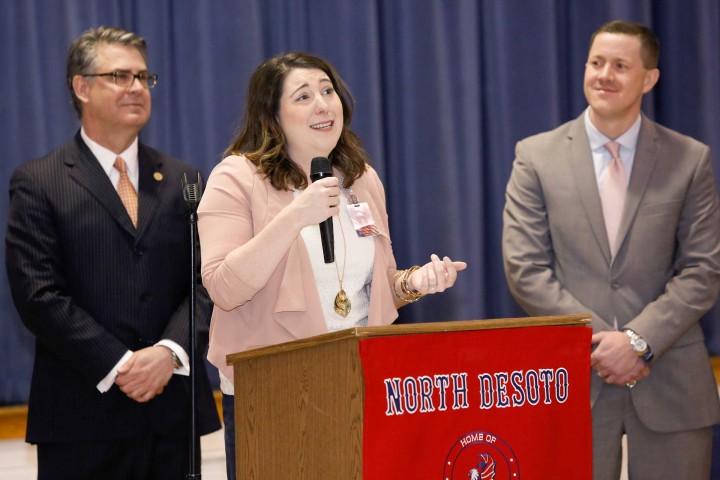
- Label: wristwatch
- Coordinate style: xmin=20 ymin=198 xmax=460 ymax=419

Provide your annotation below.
xmin=170 ymin=351 xmax=182 ymax=369
xmin=161 ymin=345 xmax=182 ymax=369
xmin=624 ymin=329 xmax=653 ymax=362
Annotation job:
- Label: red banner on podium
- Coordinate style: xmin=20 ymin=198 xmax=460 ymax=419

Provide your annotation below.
xmin=359 ymin=325 xmax=592 ymax=479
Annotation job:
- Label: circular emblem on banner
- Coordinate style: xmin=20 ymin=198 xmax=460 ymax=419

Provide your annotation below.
xmin=443 ymin=431 xmax=520 ymax=479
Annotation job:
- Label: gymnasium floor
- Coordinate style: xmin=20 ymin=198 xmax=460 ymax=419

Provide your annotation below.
xmin=0 ymin=428 xmax=227 ymax=479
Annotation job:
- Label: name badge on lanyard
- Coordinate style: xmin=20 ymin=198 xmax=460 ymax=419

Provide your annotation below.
xmin=347 ymin=201 xmax=380 ymax=237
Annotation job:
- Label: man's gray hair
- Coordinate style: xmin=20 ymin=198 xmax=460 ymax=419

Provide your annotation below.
xmin=66 ymin=26 xmax=148 ymax=118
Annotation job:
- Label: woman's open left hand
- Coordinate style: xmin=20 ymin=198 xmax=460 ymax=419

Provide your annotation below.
xmin=409 ymin=254 xmax=467 ymax=295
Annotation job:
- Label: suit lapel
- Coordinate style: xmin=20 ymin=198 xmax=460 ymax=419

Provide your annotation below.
xmin=614 ymin=115 xmax=659 ymax=255
xmin=566 ymin=116 xmax=613 ymax=263
xmin=136 ymin=144 xmax=165 ymax=241
xmin=67 ymin=133 xmax=137 ymax=237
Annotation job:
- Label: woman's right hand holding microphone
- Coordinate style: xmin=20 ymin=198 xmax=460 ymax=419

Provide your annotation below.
xmin=290 ymin=176 xmax=341 ymax=230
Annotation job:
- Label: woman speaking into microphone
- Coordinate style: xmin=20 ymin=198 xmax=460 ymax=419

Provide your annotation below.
xmin=197 ymin=51 xmax=466 ymax=479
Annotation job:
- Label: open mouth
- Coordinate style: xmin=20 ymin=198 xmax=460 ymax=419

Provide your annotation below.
xmin=310 ymin=121 xmax=333 ymax=130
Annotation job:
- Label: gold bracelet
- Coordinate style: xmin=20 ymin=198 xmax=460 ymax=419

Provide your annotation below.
xmin=392 ymin=270 xmax=406 ymax=299
xmin=398 ymin=266 xmax=424 ymax=303
xmin=401 ymin=266 xmax=421 ymax=293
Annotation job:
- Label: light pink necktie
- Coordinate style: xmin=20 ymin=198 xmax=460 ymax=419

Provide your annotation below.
xmin=114 ymin=156 xmax=138 ymax=228
xmin=600 ymin=141 xmax=626 ymax=254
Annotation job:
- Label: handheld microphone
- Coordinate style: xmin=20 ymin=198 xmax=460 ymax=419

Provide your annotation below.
xmin=310 ymin=157 xmax=334 ymax=263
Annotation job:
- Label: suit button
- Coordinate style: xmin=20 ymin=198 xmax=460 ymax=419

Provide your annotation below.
xmin=611 ymin=282 xmax=620 ymax=290
xmin=140 ymin=292 xmax=150 ymax=302
xmin=134 ymin=247 xmax=144 ymax=256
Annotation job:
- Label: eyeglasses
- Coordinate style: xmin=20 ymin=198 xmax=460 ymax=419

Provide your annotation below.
xmin=83 ymin=70 xmax=158 ymax=89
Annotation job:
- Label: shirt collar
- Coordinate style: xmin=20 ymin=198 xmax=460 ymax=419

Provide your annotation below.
xmin=584 ymin=108 xmax=642 ymax=153
xmin=80 ymin=127 xmax=139 ymax=178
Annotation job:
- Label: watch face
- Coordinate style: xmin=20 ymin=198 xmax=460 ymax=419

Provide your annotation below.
xmin=631 ymin=337 xmax=648 ymax=352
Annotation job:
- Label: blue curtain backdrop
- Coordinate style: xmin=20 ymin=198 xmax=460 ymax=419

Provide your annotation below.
xmin=1 ymin=0 xmax=719 ymax=405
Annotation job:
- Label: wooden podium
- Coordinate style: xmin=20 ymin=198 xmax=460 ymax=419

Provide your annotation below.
xmin=227 ymin=314 xmax=592 ymax=479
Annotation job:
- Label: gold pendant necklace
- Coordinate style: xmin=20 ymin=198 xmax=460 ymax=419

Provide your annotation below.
xmin=333 ymin=212 xmax=351 ymax=317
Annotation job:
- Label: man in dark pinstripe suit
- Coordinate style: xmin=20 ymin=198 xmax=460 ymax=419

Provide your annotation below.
xmin=5 ymin=26 xmax=220 ymax=479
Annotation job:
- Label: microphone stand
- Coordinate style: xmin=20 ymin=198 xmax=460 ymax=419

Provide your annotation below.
xmin=182 ymin=173 xmax=203 ymax=479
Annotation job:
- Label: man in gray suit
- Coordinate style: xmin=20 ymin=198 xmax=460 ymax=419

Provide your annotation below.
xmin=6 ymin=26 xmax=220 ymax=479
xmin=503 ymin=20 xmax=720 ymax=479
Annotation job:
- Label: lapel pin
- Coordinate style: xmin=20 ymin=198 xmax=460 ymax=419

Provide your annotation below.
xmin=153 ymin=171 xmax=163 ymax=182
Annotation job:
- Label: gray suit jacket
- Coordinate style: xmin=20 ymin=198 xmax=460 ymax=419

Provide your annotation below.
xmin=503 ymin=113 xmax=720 ymax=432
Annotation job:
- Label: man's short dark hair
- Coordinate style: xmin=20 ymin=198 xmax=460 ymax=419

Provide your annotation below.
xmin=590 ymin=20 xmax=660 ymax=69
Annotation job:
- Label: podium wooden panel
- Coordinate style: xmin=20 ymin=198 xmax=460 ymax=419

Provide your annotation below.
xmin=227 ymin=314 xmax=591 ymax=479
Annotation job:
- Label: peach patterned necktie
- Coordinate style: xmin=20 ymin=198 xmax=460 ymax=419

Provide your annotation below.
xmin=114 ymin=156 xmax=138 ymax=228
xmin=600 ymin=141 xmax=626 ymax=254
